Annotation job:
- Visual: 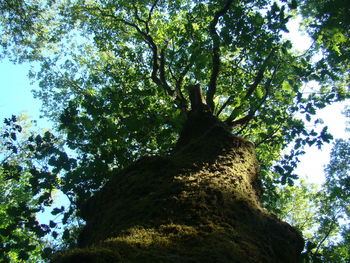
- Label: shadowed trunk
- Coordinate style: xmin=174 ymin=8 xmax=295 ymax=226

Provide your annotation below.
xmin=53 ymin=108 xmax=304 ymax=262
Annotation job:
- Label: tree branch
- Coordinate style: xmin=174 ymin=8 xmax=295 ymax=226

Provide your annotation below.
xmin=132 ymin=3 xmax=148 ymax=26
xmin=314 ymin=213 xmax=340 ymax=256
xmin=244 ymin=49 xmax=276 ymax=99
xmin=225 ymin=63 xmax=279 ymax=128
xmin=255 ymin=123 xmax=284 ymax=147
xmin=216 ymin=95 xmax=234 ymax=116
xmin=188 ymin=84 xmax=207 ymax=112
xmin=206 ymin=0 xmax=234 ymax=112
xmin=159 ymin=47 xmax=174 ymax=96
xmin=132 ymin=0 xmax=160 ymax=34
xmin=147 ymin=0 xmax=159 ymax=23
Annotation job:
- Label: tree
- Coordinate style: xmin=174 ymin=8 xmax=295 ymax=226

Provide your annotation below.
xmin=274 ymin=109 xmax=350 ymax=262
xmin=0 ymin=0 xmax=349 ymax=262
xmin=275 ymin=139 xmax=350 ymax=263
xmin=299 ymin=0 xmax=350 ymax=84
xmin=316 ymin=138 xmax=350 ymax=262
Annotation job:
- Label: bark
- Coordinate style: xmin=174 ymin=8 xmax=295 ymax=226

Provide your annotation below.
xmin=53 ymin=112 xmax=304 ymax=263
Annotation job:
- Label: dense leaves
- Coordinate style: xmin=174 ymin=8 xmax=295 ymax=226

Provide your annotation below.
xmin=1 ymin=0 xmax=347 ymax=201
xmin=0 ymin=0 xmax=349 ymax=261
xmin=300 ymin=0 xmax=350 ymax=79
xmin=0 ymin=115 xmax=80 ymax=262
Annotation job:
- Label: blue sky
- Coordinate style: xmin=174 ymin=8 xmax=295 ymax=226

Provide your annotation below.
xmin=0 ymin=59 xmax=43 ymax=123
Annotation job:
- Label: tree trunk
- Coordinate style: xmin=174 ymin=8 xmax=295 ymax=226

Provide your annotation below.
xmin=53 ymin=111 xmax=304 ymax=263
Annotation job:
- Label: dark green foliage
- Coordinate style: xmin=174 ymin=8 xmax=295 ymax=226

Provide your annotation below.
xmin=300 ymin=0 xmax=350 ymax=79
xmin=0 ymin=116 xmax=80 ymax=262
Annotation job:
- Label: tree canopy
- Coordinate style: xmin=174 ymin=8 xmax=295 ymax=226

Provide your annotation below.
xmin=0 ymin=0 xmax=349 ymax=261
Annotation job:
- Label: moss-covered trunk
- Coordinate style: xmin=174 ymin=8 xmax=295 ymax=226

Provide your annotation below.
xmin=54 ymin=111 xmax=304 ymax=262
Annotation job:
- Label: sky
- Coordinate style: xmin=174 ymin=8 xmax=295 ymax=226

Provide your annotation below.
xmin=0 ymin=61 xmax=38 ymax=118
xmin=0 ymin=60 xmax=47 ymax=127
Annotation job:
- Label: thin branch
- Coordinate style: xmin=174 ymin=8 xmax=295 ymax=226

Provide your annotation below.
xmin=96 ymin=6 xmax=175 ymax=97
xmin=216 ymin=53 xmax=252 ymax=117
xmin=64 ymin=75 xmax=85 ymax=94
xmin=170 ymin=52 xmax=197 ymax=113
xmin=226 ymin=63 xmax=280 ymax=128
xmin=206 ymin=0 xmax=234 ymax=112
xmin=132 ymin=3 xmax=148 ymax=25
xmin=0 ymin=152 xmax=14 ymax=166
xmin=244 ymin=49 xmax=276 ymax=99
xmin=85 ymin=5 xmax=189 ymax=109
xmin=314 ymin=213 xmax=340 ymax=256
xmin=89 ymin=6 xmax=153 ymax=46
xmin=132 ymin=1 xmax=159 ymax=35
xmin=216 ymin=95 xmax=234 ymax=116
xmin=255 ymin=123 xmax=284 ymax=147
xmin=159 ymin=48 xmax=174 ymax=96
xmin=147 ymin=0 xmax=159 ymax=23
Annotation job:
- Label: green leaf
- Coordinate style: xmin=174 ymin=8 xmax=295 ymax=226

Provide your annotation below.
xmin=281 ymin=80 xmax=292 ymax=92
xmin=256 ymin=86 xmax=264 ymax=99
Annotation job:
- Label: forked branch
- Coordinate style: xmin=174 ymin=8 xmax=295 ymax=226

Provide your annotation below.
xmin=89 ymin=5 xmax=175 ymax=98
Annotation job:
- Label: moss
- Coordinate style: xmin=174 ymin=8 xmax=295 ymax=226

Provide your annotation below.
xmin=53 ymin=247 xmax=121 ymax=263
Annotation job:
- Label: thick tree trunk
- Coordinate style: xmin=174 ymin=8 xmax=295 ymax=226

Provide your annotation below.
xmin=54 ymin=111 xmax=304 ymax=262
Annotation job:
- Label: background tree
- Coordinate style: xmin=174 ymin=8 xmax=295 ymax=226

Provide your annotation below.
xmin=0 ymin=115 xmax=49 ymax=262
xmin=299 ymin=0 xmax=349 ymax=86
xmin=275 ymin=109 xmax=350 ymax=262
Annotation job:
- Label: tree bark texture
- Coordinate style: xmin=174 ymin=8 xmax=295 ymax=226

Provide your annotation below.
xmin=54 ymin=112 xmax=304 ymax=263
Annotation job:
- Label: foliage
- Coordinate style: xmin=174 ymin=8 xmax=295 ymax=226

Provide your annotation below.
xmin=314 ymin=138 xmax=350 ymax=262
xmin=0 ymin=115 xmax=45 ymax=262
xmin=0 ymin=115 xmax=80 ymax=262
xmin=299 ymin=0 xmax=350 ymax=84
xmin=1 ymin=0 xmax=346 ymax=203
xmin=0 ymin=0 xmax=349 ymax=260
xmin=275 ymin=137 xmax=350 ymax=263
